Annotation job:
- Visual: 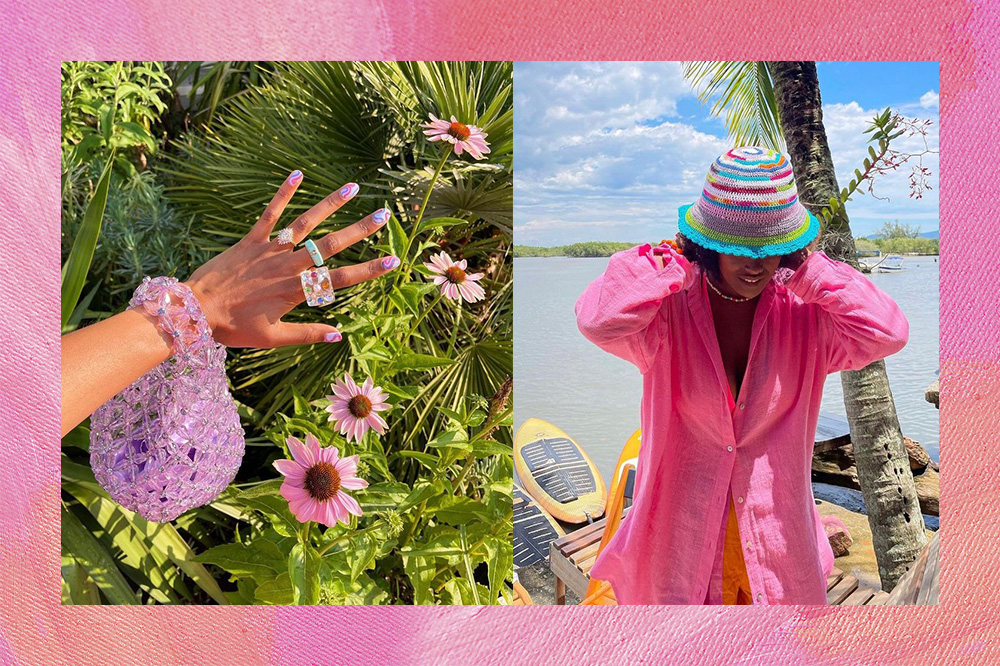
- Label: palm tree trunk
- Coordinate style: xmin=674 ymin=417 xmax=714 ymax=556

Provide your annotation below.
xmin=768 ymin=61 xmax=927 ymax=591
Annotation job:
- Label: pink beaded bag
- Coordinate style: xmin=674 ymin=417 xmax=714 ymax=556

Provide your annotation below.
xmin=89 ymin=277 xmax=245 ymax=522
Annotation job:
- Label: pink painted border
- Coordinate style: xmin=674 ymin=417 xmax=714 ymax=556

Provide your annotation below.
xmin=2 ymin=0 xmax=996 ymax=663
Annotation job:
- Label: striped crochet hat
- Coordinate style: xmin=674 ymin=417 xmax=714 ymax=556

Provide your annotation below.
xmin=678 ymin=146 xmax=820 ymax=258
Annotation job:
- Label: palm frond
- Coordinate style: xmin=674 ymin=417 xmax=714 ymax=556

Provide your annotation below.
xmin=681 ymin=61 xmax=784 ymax=151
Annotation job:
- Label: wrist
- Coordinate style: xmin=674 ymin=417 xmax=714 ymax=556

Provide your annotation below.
xmin=131 ymin=277 xmax=215 ymax=355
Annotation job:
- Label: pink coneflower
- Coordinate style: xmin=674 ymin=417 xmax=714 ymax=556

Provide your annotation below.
xmin=326 ymin=374 xmax=391 ymax=443
xmin=273 ymin=434 xmax=368 ymax=528
xmin=421 ymin=114 xmax=491 ymax=159
xmin=424 ymin=251 xmax=486 ymax=303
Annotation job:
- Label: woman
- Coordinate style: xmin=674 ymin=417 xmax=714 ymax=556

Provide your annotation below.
xmin=61 ymin=171 xmax=397 ymax=437
xmin=575 ymin=147 xmax=909 ymax=605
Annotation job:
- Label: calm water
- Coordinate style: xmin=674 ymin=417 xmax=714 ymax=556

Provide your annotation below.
xmin=514 ymin=255 xmax=940 ymax=491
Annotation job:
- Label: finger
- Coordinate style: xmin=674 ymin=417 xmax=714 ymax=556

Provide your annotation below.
xmin=269 ymin=322 xmax=343 ymax=348
xmin=292 ymin=207 xmax=391 ymax=270
xmin=250 ymin=170 xmax=304 ymax=242
xmin=287 ymin=182 xmax=360 ymax=245
xmin=327 ymin=255 xmax=401 ymax=290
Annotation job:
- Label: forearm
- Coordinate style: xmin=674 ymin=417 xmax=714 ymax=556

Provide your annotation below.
xmin=785 ymin=251 xmax=909 ymax=372
xmin=575 ymin=243 xmax=693 ymax=371
xmin=60 ymin=308 xmax=173 ymax=436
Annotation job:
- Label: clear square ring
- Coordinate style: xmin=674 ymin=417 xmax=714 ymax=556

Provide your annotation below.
xmin=300 ymin=266 xmax=335 ymax=307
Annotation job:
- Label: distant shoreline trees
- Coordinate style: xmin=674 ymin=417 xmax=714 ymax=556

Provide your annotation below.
xmin=513 ymin=241 xmax=637 ymax=257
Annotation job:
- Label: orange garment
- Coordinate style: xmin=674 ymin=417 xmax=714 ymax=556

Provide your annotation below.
xmin=722 ymin=373 xmax=753 ymax=605
xmin=722 ymin=494 xmax=753 ymax=605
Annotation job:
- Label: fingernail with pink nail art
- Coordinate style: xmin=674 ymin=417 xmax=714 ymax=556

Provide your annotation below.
xmin=340 ymin=183 xmax=359 ymax=200
xmin=288 ymin=170 xmax=303 ymax=186
xmin=324 ymin=331 xmax=342 ymax=343
xmin=373 ymin=208 xmax=391 ymax=225
xmin=383 ymin=256 xmax=400 ymax=270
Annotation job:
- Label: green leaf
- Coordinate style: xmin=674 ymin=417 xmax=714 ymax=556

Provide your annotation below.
xmin=194 ymin=540 xmax=287 ymax=584
xmin=399 ymin=479 xmax=445 ymax=512
xmin=355 ymin=482 xmax=412 ymax=512
xmin=61 ymin=506 xmax=137 ymax=604
xmin=62 ymin=424 xmax=91 ymax=452
xmin=236 ymin=479 xmax=283 ymax=499
xmin=255 ymin=573 xmax=294 ymax=604
xmin=428 ymin=497 xmax=494 ymax=526
xmin=240 ymin=494 xmax=302 ymax=538
xmin=99 ymin=103 xmax=115 ymax=143
xmin=291 ymin=386 xmax=312 ymax=416
xmin=415 ymin=216 xmax=468 ymax=236
xmin=61 ymin=155 xmax=114 ymax=327
xmin=488 ymin=536 xmax=513 ymax=603
xmin=387 ymin=210 xmax=408 ymax=260
xmin=390 ymin=352 xmax=456 ymax=372
xmin=402 ymin=555 xmax=437 ymax=604
xmin=427 ymin=429 xmax=470 ymax=450
xmin=868 ymin=145 xmax=879 ymax=162
xmin=61 ymin=555 xmax=102 ymax=605
xmin=393 ymin=450 xmax=440 ymax=471
xmin=470 ymin=439 xmax=512 ymax=458
xmin=288 ymin=542 xmax=321 ymax=605
xmin=63 ymin=481 xmax=183 ymax=603
xmin=116 ymin=121 xmax=156 ymax=151
xmin=349 ymin=534 xmax=377 ymax=583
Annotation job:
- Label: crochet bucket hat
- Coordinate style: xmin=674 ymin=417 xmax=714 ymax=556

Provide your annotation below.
xmin=678 ymin=146 xmax=820 ymax=258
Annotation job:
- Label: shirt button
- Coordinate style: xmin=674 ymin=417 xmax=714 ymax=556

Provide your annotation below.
xmin=737 ymin=496 xmax=744 ymax=503
xmin=727 ymin=445 xmax=733 ymax=452
xmin=746 ymin=541 xmax=753 ymax=549
xmin=757 ymin=593 xmax=763 ymax=603
xmin=739 ymin=403 xmax=745 ymax=410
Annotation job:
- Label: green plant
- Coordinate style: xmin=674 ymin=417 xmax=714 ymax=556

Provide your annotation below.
xmin=163 ymin=61 xmax=274 ymax=131
xmin=61 ymin=61 xmax=171 ymax=176
xmin=61 ymin=61 xmax=513 ymax=605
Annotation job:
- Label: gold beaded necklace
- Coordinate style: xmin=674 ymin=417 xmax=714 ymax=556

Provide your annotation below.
xmin=705 ymin=274 xmax=754 ymax=303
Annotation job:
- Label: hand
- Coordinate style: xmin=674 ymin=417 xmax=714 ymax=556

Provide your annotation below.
xmin=784 ymin=236 xmax=821 ymax=272
xmin=184 ymin=172 xmax=398 ymax=349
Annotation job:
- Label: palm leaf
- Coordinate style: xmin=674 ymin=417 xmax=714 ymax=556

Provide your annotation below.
xmin=681 ymin=61 xmax=784 ymax=150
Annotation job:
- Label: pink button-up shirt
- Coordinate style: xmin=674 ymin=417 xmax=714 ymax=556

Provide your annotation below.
xmin=575 ymin=245 xmax=909 ymax=605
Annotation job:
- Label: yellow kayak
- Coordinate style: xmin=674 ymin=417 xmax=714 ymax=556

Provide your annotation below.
xmin=514 ymin=418 xmax=606 ymax=524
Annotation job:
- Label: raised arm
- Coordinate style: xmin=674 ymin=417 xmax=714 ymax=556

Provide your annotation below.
xmin=784 ymin=250 xmax=909 ymax=373
xmin=575 ymin=243 xmax=695 ymax=373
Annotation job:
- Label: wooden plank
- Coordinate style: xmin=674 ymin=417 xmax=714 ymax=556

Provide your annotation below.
xmin=916 ymin=534 xmax=940 ymax=605
xmin=868 ymin=590 xmax=891 ymax=605
xmin=549 ymin=540 xmax=588 ymax=601
xmin=568 ymin=539 xmax=601 ymax=567
xmin=827 ymin=574 xmax=859 ymax=605
xmin=552 ymin=520 xmax=605 ymax=554
xmin=841 ymin=586 xmax=876 ymax=606
xmin=826 ymin=568 xmax=844 ymax=590
xmin=554 ymin=576 xmax=566 ymax=605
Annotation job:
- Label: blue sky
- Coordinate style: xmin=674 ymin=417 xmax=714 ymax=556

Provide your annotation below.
xmin=513 ymin=62 xmax=939 ymax=246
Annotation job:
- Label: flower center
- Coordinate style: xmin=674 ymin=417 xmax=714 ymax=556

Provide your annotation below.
xmin=303 ymin=461 xmax=341 ymax=501
xmin=444 ymin=266 xmax=466 ymax=284
xmin=348 ymin=394 xmax=372 ymax=418
xmin=448 ymin=122 xmax=471 ymax=141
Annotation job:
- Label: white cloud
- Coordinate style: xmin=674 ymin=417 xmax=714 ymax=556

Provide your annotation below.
xmin=515 ymin=63 xmax=940 ymax=246
xmin=920 ymin=90 xmax=940 ymax=109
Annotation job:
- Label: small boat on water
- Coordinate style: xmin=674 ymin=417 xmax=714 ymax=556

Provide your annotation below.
xmin=515 ymin=418 xmax=606 ymax=524
xmin=860 ymin=254 xmax=905 ymax=273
